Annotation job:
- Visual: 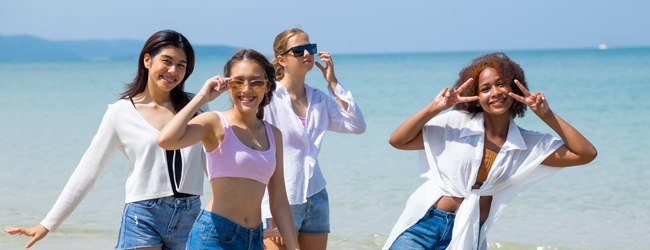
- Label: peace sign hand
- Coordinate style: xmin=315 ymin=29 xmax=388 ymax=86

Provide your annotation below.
xmin=508 ymin=79 xmax=551 ymax=118
xmin=432 ymin=78 xmax=479 ymax=112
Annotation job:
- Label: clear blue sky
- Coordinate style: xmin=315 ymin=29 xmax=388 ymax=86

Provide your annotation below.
xmin=1 ymin=0 xmax=648 ymax=55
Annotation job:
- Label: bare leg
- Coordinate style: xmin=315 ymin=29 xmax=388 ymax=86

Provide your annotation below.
xmin=298 ymin=233 xmax=328 ymax=250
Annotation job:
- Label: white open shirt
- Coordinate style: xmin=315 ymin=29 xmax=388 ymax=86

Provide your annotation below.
xmin=383 ymin=110 xmax=564 ymax=250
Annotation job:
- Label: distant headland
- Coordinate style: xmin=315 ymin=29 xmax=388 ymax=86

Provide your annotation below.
xmin=0 ymin=34 xmax=238 ymax=62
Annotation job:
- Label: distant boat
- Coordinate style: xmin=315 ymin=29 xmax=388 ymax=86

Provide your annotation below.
xmin=598 ymin=43 xmax=608 ymax=50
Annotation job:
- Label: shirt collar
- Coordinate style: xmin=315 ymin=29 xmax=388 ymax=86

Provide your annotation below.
xmin=459 ymin=112 xmax=527 ymax=151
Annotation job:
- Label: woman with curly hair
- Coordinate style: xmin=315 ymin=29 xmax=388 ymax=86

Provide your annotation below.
xmin=384 ymin=52 xmax=597 ymax=250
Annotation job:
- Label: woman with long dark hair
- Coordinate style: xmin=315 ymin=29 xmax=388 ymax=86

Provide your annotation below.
xmin=384 ymin=53 xmax=597 ymax=250
xmin=5 ymin=30 xmax=208 ymax=250
xmin=157 ymin=49 xmax=299 ymax=250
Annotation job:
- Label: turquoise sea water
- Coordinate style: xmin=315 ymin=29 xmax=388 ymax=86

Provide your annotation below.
xmin=1 ymin=48 xmax=649 ymax=249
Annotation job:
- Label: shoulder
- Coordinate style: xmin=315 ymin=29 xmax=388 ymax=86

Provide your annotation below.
xmin=268 ymin=123 xmax=282 ymax=137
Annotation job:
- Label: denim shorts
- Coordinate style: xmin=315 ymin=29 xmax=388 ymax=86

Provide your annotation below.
xmin=187 ymin=209 xmax=264 ymax=250
xmin=263 ymin=188 xmax=330 ymax=235
xmin=389 ymin=207 xmax=484 ymax=250
xmin=116 ymin=196 xmax=201 ymax=250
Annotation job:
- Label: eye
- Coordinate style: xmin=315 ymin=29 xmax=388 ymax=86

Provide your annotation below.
xmin=177 ymin=64 xmax=186 ymax=69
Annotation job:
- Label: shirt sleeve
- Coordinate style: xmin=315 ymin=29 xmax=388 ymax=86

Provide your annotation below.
xmin=325 ymin=81 xmax=366 ymax=134
xmin=40 ymin=107 xmax=122 ymax=232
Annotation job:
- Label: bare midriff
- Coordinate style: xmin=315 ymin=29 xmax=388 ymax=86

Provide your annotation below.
xmin=432 ymin=195 xmax=493 ymax=222
xmin=205 ymin=177 xmax=267 ymax=229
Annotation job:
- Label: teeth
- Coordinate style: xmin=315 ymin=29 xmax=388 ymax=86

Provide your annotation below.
xmin=240 ymin=96 xmax=254 ymax=101
xmin=162 ymin=76 xmax=175 ymax=82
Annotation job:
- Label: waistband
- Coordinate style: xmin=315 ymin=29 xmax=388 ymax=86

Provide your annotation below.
xmin=425 ymin=206 xmax=456 ymax=220
xmin=196 ymin=209 xmax=263 ymax=239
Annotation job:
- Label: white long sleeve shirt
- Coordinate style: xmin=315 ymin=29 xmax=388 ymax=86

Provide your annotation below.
xmin=261 ymin=82 xmax=366 ymax=218
xmin=383 ymin=110 xmax=564 ymax=250
xmin=40 ymin=99 xmax=208 ymax=232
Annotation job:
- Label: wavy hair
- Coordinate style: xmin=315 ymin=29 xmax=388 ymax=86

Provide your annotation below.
xmin=223 ymin=49 xmax=277 ymax=119
xmin=271 ymin=28 xmax=309 ymax=81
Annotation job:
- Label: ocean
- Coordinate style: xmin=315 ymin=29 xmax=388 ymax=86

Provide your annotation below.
xmin=1 ymin=48 xmax=648 ymax=249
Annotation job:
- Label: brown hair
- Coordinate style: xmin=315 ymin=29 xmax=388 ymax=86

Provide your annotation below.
xmin=452 ymin=52 xmax=528 ymax=118
xmin=120 ymin=30 xmax=195 ymax=113
xmin=224 ymin=49 xmax=277 ymax=120
xmin=272 ymin=28 xmax=309 ymax=81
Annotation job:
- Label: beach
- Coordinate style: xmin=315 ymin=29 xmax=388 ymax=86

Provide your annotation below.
xmin=1 ymin=48 xmax=649 ymax=249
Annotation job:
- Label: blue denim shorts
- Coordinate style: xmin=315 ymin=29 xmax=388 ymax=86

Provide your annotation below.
xmin=116 ymin=196 xmax=201 ymax=250
xmin=187 ymin=209 xmax=264 ymax=250
xmin=389 ymin=207 xmax=484 ymax=250
xmin=263 ymin=188 xmax=330 ymax=235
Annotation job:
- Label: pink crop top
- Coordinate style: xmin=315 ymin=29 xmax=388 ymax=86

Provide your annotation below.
xmin=205 ymin=112 xmax=276 ymax=185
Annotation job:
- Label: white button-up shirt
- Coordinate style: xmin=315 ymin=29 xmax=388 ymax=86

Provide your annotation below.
xmin=261 ymin=82 xmax=366 ymax=218
xmin=383 ymin=110 xmax=564 ymax=250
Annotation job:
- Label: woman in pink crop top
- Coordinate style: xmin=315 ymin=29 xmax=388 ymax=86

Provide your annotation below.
xmin=157 ymin=49 xmax=299 ymax=250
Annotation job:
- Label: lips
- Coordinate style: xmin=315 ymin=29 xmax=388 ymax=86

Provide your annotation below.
xmin=161 ymin=75 xmax=176 ymax=84
xmin=238 ymin=96 xmax=256 ymax=104
xmin=489 ymin=97 xmax=506 ymax=106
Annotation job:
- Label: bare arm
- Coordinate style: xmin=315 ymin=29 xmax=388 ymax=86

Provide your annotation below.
xmin=268 ymin=127 xmax=300 ymax=250
xmin=509 ymin=80 xmax=597 ymax=167
xmin=157 ymin=76 xmax=230 ymax=150
xmin=389 ymin=79 xmax=478 ymax=150
xmin=316 ymin=52 xmax=349 ymax=110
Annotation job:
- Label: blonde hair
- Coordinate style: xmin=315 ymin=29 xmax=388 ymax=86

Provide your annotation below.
xmin=272 ymin=28 xmax=309 ymax=81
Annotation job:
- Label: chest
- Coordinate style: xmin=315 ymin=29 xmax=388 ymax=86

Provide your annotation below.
xmin=290 ymin=94 xmax=309 ymax=118
xmin=134 ymin=104 xmax=176 ymax=132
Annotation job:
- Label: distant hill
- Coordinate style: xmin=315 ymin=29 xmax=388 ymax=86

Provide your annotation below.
xmin=0 ymin=34 xmax=237 ymax=62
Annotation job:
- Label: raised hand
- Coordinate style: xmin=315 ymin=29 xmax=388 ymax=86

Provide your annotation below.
xmin=198 ymin=75 xmax=231 ymax=103
xmin=432 ymin=78 xmax=479 ymax=111
xmin=315 ymin=52 xmax=338 ymax=85
xmin=508 ymin=79 xmax=551 ymax=118
xmin=5 ymin=224 xmax=49 ymax=248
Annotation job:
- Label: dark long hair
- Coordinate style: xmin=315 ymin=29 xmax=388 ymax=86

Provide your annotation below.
xmin=224 ymin=49 xmax=276 ymax=120
xmin=120 ymin=30 xmax=195 ymax=113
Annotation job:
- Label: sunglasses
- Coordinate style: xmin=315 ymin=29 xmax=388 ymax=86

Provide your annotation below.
xmin=280 ymin=43 xmax=317 ymax=57
xmin=229 ymin=79 xmax=268 ymax=92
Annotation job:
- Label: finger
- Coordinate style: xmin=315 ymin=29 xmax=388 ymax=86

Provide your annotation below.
xmin=458 ymin=96 xmax=479 ymax=103
xmin=540 ymin=93 xmax=548 ymax=108
xmin=509 ymin=92 xmax=527 ymax=103
xmin=315 ymin=62 xmax=326 ymax=71
xmin=280 ymin=236 xmax=285 ymax=246
xmin=455 ymin=78 xmax=474 ymax=94
xmin=5 ymin=228 xmax=27 ymax=235
xmin=26 ymin=236 xmax=39 ymax=248
xmin=514 ymin=79 xmax=531 ymax=97
xmin=434 ymin=88 xmax=447 ymax=102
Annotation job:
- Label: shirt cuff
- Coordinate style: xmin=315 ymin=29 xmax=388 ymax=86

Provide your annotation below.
xmin=327 ymin=81 xmax=354 ymax=104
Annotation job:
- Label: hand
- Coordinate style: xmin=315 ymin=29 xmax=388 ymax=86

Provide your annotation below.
xmin=5 ymin=224 xmax=49 ymax=248
xmin=431 ymin=78 xmax=479 ymax=112
xmin=509 ymin=79 xmax=551 ymax=118
xmin=266 ymin=218 xmax=285 ymax=246
xmin=263 ymin=228 xmax=280 ymax=239
xmin=198 ymin=75 xmax=231 ymax=103
xmin=315 ymin=52 xmax=338 ymax=85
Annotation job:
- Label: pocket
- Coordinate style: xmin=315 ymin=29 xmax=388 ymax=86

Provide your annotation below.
xmin=203 ymin=224 xmax=236 ymax=243
xmin=319 ymin=189 xmax=329 ymax=201
xmin=129 ymin=199 xmax=157 ymax=209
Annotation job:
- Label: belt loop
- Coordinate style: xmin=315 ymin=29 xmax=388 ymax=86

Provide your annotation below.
xmin=186 ymin=197 xmax=191 ymax=210
xmin=156 ymin=198 xmax=163 ymax=206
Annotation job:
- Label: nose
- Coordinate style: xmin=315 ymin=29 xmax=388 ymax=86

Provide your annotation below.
xmin=241 ymin=82 xmax=252 ymax=92
xmin=303 ymin=48 xmax=311 ymax=57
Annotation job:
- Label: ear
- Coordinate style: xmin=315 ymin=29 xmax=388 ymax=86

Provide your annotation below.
xmin=277 ymin=55 xmax=287 ymax=67
xmin=143 ymin=53 xmax=152 ymax=69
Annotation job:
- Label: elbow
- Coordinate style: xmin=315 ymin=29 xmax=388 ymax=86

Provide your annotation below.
xmin=584 ymin=147 xmax=598 ymax=164
xmin=388 ymin=135 xmax=403 ymax=149
xmin=156 ymin=135 xmax=173 ymax=150
xmin=354 ymin=123 xmax=367 ymax=134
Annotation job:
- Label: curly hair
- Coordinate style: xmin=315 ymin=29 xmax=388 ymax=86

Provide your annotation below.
xmin=452 ymin=52 xmax=528 ymax=118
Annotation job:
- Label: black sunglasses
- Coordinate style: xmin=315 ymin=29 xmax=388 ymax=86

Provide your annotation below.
xmin=280 ymin=44 xmax=317 ymax=57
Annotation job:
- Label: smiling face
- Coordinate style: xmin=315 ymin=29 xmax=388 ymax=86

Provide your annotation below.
xmin=477 ymin=67 xmax=514 ymax=118
xmin=144 ymin=45 xmax=187 ymax=93
xmin=279 ymin=34 xmax=314 ymax=74
xmin=228 ymin=60 xmax=270 ymax=115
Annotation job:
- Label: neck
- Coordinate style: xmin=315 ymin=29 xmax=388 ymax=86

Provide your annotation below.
xmin=280 ymin=71 xmax=306 ymax=96
xmin=483 ymin=112 xmax=510 ymax=139
xmin=137 ymin=80 xmax=172 ymax=105
xmin=229 ymin=108 xmax=260 ymax=128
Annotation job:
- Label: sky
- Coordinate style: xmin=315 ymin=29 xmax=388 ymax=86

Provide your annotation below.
xmin=1 ymin=0 xmax=649 ymax=55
